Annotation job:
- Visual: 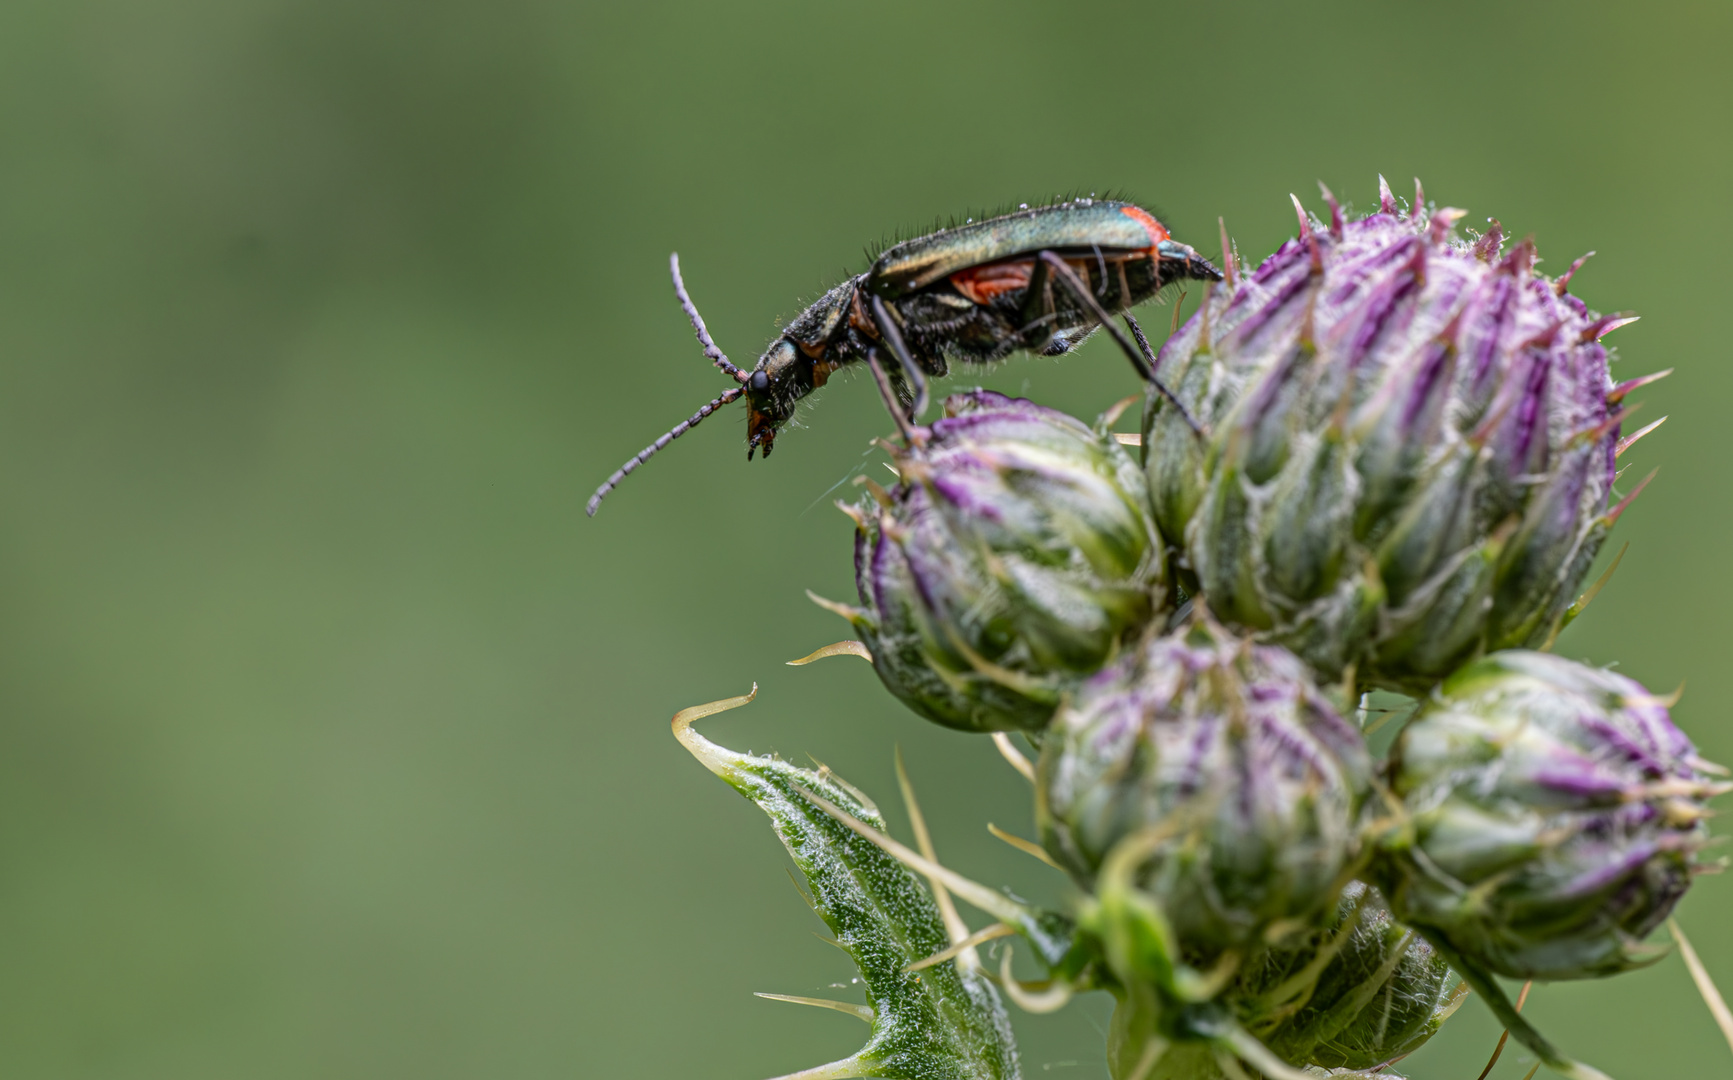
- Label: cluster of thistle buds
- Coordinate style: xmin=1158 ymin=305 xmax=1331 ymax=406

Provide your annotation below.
xmin=676 ymin=179 xmax=1728 ymax=1080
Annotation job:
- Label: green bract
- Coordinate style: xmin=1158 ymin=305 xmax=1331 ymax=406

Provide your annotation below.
xmin=1111 ymin=882 xmax=1465 ymax=1079
xmin=1144 ymin=181 xmax=1653 ymax=691
xmin=1038 ymin=620 xmax=1371 ymax=963
xmin=832 ymin=390 xmax=1165 ymax=733
xmin=1240 ymin=882 xmax=1466 ymax=1072
xmin=1378 ymin=650 xmax=1726 ymax=983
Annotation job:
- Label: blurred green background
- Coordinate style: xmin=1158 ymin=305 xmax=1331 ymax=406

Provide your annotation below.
xmin=0 ymin=0 xmax=1727 ymax=1076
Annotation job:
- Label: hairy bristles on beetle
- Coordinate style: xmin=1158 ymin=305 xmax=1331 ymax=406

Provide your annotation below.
xmin=586 ymin=197 xmax=1223 ymax=516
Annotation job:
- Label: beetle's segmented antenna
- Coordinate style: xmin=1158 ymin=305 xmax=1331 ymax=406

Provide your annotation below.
xmin=586 ymin=255 xmax=754 ymax=518
xmin=586 ymin=387 xmax=746 ymax=516
xmin=670 ymin=253 xmax=749 ymax=385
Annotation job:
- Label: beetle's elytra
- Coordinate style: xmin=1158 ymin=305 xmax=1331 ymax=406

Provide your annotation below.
xmin=588 ymin=198 xmax=1223 ymax=516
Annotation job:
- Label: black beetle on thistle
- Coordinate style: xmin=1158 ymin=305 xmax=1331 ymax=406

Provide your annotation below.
xmin=586 ymin=197 xmax=1223 ymax=515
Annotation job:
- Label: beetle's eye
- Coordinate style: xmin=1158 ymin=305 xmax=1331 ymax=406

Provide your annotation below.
xmin=750 ymin=370 xmax=770 ymax=393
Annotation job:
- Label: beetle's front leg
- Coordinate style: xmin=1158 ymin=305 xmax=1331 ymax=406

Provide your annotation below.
xmin=870 ymin=295 xmax=929 ymax=422
xmin=862 ymin=344 xmax=920 ymax=445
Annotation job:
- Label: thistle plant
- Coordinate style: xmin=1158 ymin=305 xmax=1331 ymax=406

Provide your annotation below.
xmin=660 ymin=179 xmax=1728 ymax=1080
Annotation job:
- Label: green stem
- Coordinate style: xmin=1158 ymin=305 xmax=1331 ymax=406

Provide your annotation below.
xmin=1425 ymin=936 xmax=1614 ymax=1080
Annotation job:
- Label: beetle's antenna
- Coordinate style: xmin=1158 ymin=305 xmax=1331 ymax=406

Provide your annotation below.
xmin=587 ymin=255 xmax=754 ymax=517
xmin=670 ymin=253 xmax=749 ymax=385
xmin=586 ymin=386 xmax=746 ymax=516
xmin=1038 ymin=252 xmax=1203 ymax=437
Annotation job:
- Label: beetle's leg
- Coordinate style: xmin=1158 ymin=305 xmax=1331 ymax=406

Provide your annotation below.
xmin=863 ymin=345 xmax=919 ymax=446
xmin=1037 ymin=251 xmax=1204 ymax=438
xmin=1040 ymin=327 xmax=1088 ymax=357
xmin=1038 ymin=251 xmax=1147 ymax=379
xmin=1019 ymin=253 xmax=1052 ymax=331
xmin=1016 ymin=255 xmax=1067 ymax=352
xmin=587 ymin=386 xmax=746 ymax=516
xmin=1122 ymin=312 xmax=1208 ymax=435
xmin=870 ymin=295 xmax=929 ymax=422
xmin=1124 ymin=312 xmax=1161 ymax=374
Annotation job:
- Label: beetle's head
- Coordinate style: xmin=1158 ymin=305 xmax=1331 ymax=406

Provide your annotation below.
xmin=1157 ymin=239 xmax=1225 ymax=285
xmin=744 ymin=338 xmax=807 ymax=459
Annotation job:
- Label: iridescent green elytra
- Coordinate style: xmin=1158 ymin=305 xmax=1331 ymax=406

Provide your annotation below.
xmin=588 ymin=197 xmax=1220 ymax=516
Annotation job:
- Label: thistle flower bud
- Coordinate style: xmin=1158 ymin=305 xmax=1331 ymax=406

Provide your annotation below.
xmin=1377 ymin=650 xmax=1727 ymax=981
xmin=1038 ymin=619 xmax=1371 ymax=959
xmin=1239 ymin=882 xmax=1466 ymax=1072
xmin=1147 ymin=182 xmax=1652 ymax=690
xmin=833 ymin=390 xmax=1166 ymax=733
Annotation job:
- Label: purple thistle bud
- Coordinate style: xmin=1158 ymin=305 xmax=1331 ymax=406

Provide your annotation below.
xmin=1038 ymin=619 xmax=1372 ymax=959
xmin=1146 ymin=182 xmax=1652 ymax=690
xmin=837 ymin=390 xmax=1166 ymax=733
xmin=1377 ymin=650 xmax=1727 ymax=981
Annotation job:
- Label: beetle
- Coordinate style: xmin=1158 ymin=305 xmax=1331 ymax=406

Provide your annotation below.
xmin=587 ymin=198 xmax=1222 ymax=516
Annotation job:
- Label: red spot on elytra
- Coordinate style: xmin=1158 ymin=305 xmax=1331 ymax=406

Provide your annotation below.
xmin=1119 ymin=205 xmax=1170 ymax=248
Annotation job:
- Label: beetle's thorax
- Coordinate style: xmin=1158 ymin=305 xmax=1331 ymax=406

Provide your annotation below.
xmin=744 ymin=275 xmax=871 ymax=458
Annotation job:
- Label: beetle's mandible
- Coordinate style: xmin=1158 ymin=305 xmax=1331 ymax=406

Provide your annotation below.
xmin=587 ymin=197 xmax=1222 ymax=516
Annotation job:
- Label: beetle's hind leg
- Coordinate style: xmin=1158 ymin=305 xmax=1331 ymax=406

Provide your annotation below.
xmin=1036 ymin=251 xmax=1203 ymax=438
xmin=870 ymin=295 xmax=930 ymax=422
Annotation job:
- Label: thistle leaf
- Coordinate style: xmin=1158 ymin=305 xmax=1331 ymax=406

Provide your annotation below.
xmin=675 ymin=691 xmax=1021 ymax=1080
